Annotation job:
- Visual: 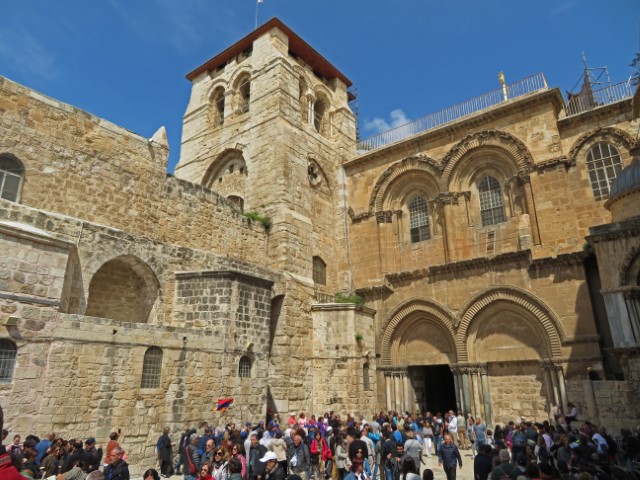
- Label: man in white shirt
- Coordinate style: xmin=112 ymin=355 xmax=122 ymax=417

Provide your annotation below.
xmin=447 ymin=411 xmax=458 ymax=447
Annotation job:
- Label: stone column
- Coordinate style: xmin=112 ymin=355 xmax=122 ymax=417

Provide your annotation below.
xmin=394 ymin=372 xmax=402 ymax=412
xmin=556 ymin=365 xmax=568 ymax=411
xmin=461 ymin=371 xmax=472 ymax=416
xmin=518 ymin=174 xmax=541 ymax=245
xmin=434 ymin=194 xmax=458 ymax=263
xmin=471 ymin=369 xmax=482 ymax=419
xmin=403 ymin=373 xmax=412 ymax=413
xmin=385 ymin=373 xmax=392 ymax=412
xmin=452 ymin=367 xmax=461 ymax=412
xmin=479 ymin=365 xmax=492 ymax=426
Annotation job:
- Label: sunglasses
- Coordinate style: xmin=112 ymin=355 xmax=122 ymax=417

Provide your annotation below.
xmin=215 ymin=452 xmax=223 ymax=456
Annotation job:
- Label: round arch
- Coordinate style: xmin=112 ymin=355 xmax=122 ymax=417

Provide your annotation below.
xmin=369 ymin=155 xmax=442 ymax=212
xmin=620 ymin=245 xmax=640 ymax=287
xmin=202 ymin=148 xmax=249 ymax=188
xmin=439 ymin=130 xmax=534 ymax=191
xmin=456 ymin=286 xmax=564 ymax=361
xmin=380 ymin=298 xmax=457 ymax=365
xmin=85 ymin=254 xmax=161 ymax=324
xmin=567 ymin=127 xmax=635 ymax=166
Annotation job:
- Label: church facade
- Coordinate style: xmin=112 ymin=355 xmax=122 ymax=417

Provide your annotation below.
xmin=1 ymin=18 xmax=639 ymax=473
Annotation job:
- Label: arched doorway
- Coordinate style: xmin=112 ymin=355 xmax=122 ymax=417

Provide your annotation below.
xmin=458 ymin=288 xmax=564 ymax=424
xmin=381 ymin=300 xmax=458 ymax=414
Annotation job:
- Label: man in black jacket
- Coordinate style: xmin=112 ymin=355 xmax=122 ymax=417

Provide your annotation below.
xmin=104 ymin=446 xmax=129 ymax=480
xmin=248 ymin=433 xmax=268 ymax=480
xmin=437 ymin=434 xmax=462 ymax=480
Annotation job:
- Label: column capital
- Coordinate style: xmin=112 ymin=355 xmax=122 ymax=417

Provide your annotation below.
xmin=539 ymin=359 xmax=562 ymax=370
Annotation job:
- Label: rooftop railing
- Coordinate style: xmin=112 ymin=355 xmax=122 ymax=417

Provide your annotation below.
xmin=563 ymin=80 xmax=634 ymax=117
xmin=357 ymin=73 xmax=548 ymax=152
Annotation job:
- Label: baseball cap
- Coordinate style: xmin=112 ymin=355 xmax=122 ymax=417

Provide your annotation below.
xmin=259 ymin=452 xmax=278 ymax=462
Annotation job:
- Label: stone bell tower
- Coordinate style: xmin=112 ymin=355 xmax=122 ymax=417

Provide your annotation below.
xmin=175 ymin=19 xmax=373 ymax=415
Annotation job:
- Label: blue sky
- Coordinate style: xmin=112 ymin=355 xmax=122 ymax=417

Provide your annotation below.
xmin=0 ymin=1 xmax=638 ymax=172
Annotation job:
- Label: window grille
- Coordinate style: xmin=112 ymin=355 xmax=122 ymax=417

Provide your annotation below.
xmin=586 ymin=142 xmax=623 ymax=201
xmin=141 ymin=347 xmax=162 ymax=388
xmin=313 ymin=256 xmax=327 ymax=285
xmin=478 ymin=176 xmax=507 ymax=227
xmin=408 ymin=196 xmax=430 ymax=243
xmin=0 ymin=154 xmax=24 ymax=202
xmin=239 ymin=356 xmax=252 ymax=378
xmin=363 ymin=363 xmax=370 ymax=390
xmin=0 ymin=339 xmax=17 ymax=383
xmin=238 ymin=79 xmax=251 ymax=114
xmin=213 ymin=89 xmax=225 ymax=126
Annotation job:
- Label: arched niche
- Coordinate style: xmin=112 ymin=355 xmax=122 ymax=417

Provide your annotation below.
xmin=85 ymin=255 xmax=160 ymax=324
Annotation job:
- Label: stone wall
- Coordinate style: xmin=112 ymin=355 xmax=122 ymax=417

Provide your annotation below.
xmin=565 ymin=378 xmax=640 ymax=433
xmin=488 ymin=362 xmax=548 ymax=424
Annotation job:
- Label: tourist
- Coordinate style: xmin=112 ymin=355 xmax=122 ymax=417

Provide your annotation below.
xmin=185 ymin=434 xmax=202 ymax=480
xmin=456 ymin=412 xmax=468 ymax=450
xmin=335 ymin=435 xmax=348 ymax=480
xmin=467 ymin=417 xmax=477 ymax=458
xmin=271 ymin=430 xmax=288 ymax=476
xmin=402 ymin=430 xmax=421 ymax=471
xmin=288 ymin=434 xmax=310 ymax=480
xmin=248 ymin=432 xmax=267 ymax=480
xmin=473 ymin=444 xmax=493 ymax=480
xmin=309 ymin=431 xmax=322 ymax=480
xmin=228 ymin=458 xmax=244 ymax=480
xmin=42 ymin=443 xmax=64 ymax=477
xmin=489 ymin=450 xmax=517 ymax=480
xmin=421 ymin=470 xmax=433 ymax=480
xmin=421 ymin=422 xmax=433 ymax=458
xmin=84 ymin=437 xmax=103 ymax=471
xmin=385 ymin=442 xmax=406 ymax=480
xmin=103 ymin=447 xmax=130 ymax=480
xmin=143 ymin=468 xmax=160 ymax=480
xmin=447 ymin=411 xmax=458 ymax=447
xmin=398 ymin=457 xmax=420 ymax=480
xmin=202 ymin=439 xmax=217 ymax=465
xmin=565 ymin=404 xmax=579 ymax=428
xmin=199 ymin=463 xmax=213 ymax=480
xmin=473 ymin=418 xmax=487 ymax=452
xmin=231 ymin=443 xmax=248 ymax=480
xmin=436 ymin=434 xmax=462 ymax=480
xmin=260 ymin=451 xmax=285 ymax=480
xmin=211 ymin=447 xmax=229 ymax=480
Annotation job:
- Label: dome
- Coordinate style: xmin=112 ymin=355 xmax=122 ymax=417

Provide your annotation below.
xmin=609 ymin=157 xmax=640 ymax=200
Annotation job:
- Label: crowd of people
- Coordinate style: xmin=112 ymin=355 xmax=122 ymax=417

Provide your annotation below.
xmin=1 ymin=405 xmax=640 ymax=480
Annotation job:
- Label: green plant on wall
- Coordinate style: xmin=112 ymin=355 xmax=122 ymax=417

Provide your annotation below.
xmin=242 ymin=211 xmax=271 ymax=232
xmin=355 ymin=332 xmax=364 ymax=342
xmin=335 ymin=292 xmax=365 ymax=306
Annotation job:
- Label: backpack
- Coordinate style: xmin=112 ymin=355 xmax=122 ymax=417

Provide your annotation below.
xmin=434 ymin=422 xmax=442 ymax=436
xmin=512 ymin=431 xmax=525 ymax=447
xmin=157 ymin=437 xmax=163 ymax=453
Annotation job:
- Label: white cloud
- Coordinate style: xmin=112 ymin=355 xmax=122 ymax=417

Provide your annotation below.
xmin=364 ymin=108 xmax=410 ymax=134
xmin=0 ymin=26 xmax=57 ymax=78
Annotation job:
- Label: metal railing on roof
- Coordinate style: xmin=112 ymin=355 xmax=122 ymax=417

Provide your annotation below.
xmin=356 ymin=73 xmax=548 ymax=152
xmin=563 ymin=80 xmax=633 ymax=117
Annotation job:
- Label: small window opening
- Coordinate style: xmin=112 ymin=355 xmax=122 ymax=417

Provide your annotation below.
xmin=312 ymin=256 xmax=327 ymax=285
xmin=239 ymin=79 xmax=251 ymax=114
xmin=239 ymin=356 xmax=252 ymax=378
xmin=141 ymin=347 xmax=163 ymax=388
xmin=313 ymin=99 xmax=325 ymax=133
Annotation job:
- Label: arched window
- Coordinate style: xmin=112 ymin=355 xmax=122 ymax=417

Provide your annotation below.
xmin=586 ymin=142 xmax=623 ymax=200
xmin=237 ymin=75 xmax=251 ymax=114
xmin=238 ymin=356 xmax=252 ymax=378
xmin=141 ymin=347 xmax=163 ymax=388
xmin=212 ymin=87 xmax=225 ymax=126
xmin=299 ymin=77 xmax=309 ymax=124
xmin=313 ymin=99 xmax=326 ymax=134
xmin=0 ymin=153 xmax=24 ymax=202
xmin=227 ymin=195 xmax=244 ymax=212
xmin=0 ymin=339 xmax=17 ymax=383
xmin=312 ymin=256 xmax=327 ymax=285
xmin=478 ymin=175 xmax=506 ymax=227
xmin=363 ymin=362 xmax=370 ymax=390
xmin=408 ymin=196 xmax=430 ymax=243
